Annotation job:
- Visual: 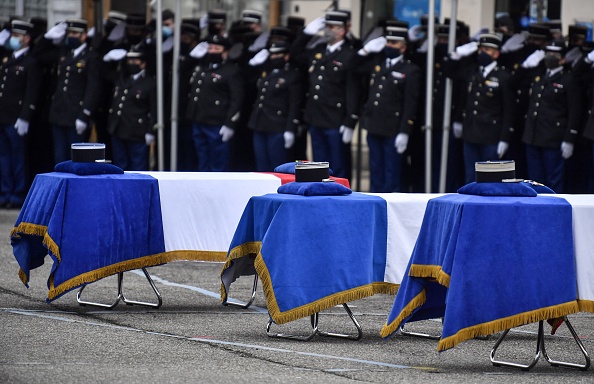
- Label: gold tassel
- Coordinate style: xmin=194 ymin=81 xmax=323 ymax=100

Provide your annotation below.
xmin=409 ymin=264 xmax=451 ymax=287
xmin=437 ymin=301 xmax=581 ymax=351
xmin=379 ymin=290 xmax=426 ymax=338
xmin=578 ymin=300 xmax=594 ymax=313
xmin=18 ymin=268 xmax=28 ymax=285
xmin=253 ymin=252 xmax=400 ymax=324
xmin=219 ymin=241 xmax=262 ymax=302
xmin=10 ymin=222 xmax=47 ymax=238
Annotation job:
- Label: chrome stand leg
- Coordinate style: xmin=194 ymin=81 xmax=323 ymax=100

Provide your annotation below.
xmin=121 ymin=268 xmax=162 ymax=308
xmin=266 ymin=303 xmax=362 ymax=341
xmin=399 ymin=319 xmax=442 ymax=340
xmin=223 ymin=274 xmax=258 ymax=309
xmin=542 ymin=317 xmax=591 ymax=371
xmin=77 ymin=272 xmax=123 ymax=309
xmin=491 ymin=318 xmax=590 ymax=371
xmin=77 ymin=268 xmax=162 ymax=309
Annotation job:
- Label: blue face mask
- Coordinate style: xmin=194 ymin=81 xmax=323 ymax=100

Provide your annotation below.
xmin=66 ymin=36 xmax=82 ymax=49
xmin=477 ymin=51 xmax=493 ymax=67
xmin=8 ymin=36 xmax=21 ymax=51
xmin=384 ymin=47 xmax=401 ymax=59
xmin=162 ymin=26 xmax=173 ymax=38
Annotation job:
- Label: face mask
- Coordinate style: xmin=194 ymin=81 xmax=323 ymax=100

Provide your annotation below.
xmin=267 ymin=57 xmax=285 ymax=70
xmin=384 ymin=47 xmax=401 ymax=59
xmin=477 ymin=51 xmax=493 ymax=67
xmin=66 ymin=36 xmax=82 ymax=49
xmin=206 ymin=52 xmax=223 ymax=64
xmin=544 ymin=55 xmax=561 ymax=69
xmin=180 ymin=42 xmax=191 ymax=55
xmin=162 ymin=26 xmax=173 ymax=38
xmin=8 ymin=36 xmax=21 ymax=51
xmin=126 ymin=63 xmax=142 ymax=75
xmin=323 ymin=28 xmax=337 ymax=42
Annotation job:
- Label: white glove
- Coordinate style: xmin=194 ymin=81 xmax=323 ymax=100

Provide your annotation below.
xmin=408 ymin=25 xmax=424 ymax=42
xmin=587 ymin=50 xmax=594 ymax=63
xmin=249 ymin=49 xmax=270 ymax=66
xmin=455 ymin=41 xmax=478 ymax=57
xmin=87 ymin=27 xmax=95 ymax=38
xmin=145 ymin=133 xmax=155 ymax=145
xmin=0 ymin=29 xmax=10 ymax=46
xmin=190 ymin=41 xmax=208 ymax=59
xmin=452 ymin=122 xmax=463 ymax=139
xmin=219 ymin=125 xmax=234 ymax=142
xmin=14 ymin=118 xmax=29 ymax=136
xmin=501 ymin=33 xmax=526 ymax=53
xmin=339 ymin=125 xmax=354 ymax=144
xmin=565 ymin=46 xmax=582 ymax=65
xmin=497 ymin=141 xmax=509 ymax=159
xmin=395 ymin=133 xmax=409 ymax=154
xmin=358 ymin=36 xmax=386 ymax=56
xmin=103 ymin=48 xmax=127 ymax=62
xmin=304 ymin=16 xmax=325 ymax=35
xmin=199 ymin=14 xmax=208 ymax=29
xmin=521 ymin=49 xmax=545 ymax=69
xmin=107 ymin=22 xmax=126 ymax=42
xmin=417 ymin=38 xmax=430 ymax=53
xmin=561 ymin=141 xmax=574 ymax=159
xmin=283 ymin=131 xmax=295 ymax=149
xmin=249 ymin=32 xmax=269 ymax=53
xmin=75 ymin=119 xmax=88 ymax=135
xmin=44 ymin=22 xmax=67 ymax=40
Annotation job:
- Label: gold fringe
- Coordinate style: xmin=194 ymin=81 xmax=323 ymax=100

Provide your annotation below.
xmin=578 ymin=300 xmax=594 ymax=313
xmin=47 ymin=250 xmax=229 ymax=301
xmin=10 ymin=222 xmax=47 ymax=238
xmin=379 ymin=290 xmax=427 ymax=338
xmin=18 ymin=268 xmax=28 ymax=285
xmin=254 ymin=253 xmax=399 ymax=324
xmin=409 ymin=264 xmax=451 ymax=287
xmin=437 ymin=301 xmax=581 ymax=351
xmin=42 ymin=233 xmax=61 ymax=262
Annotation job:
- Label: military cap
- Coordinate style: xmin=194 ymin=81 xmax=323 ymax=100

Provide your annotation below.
xmin=325 ymin=11 xmax=349 ymax=26
xmin=66 ymin=18 xmax=88 ymax=32
xmin=286 ymin=16 xmax=305 ymax=29
xmin=436 ymin=24 xmax=450 ymax=37
xmin=241 ymin=10 xmax=263 ymax=24
xmin=269 ymin=26 xmax=293 ymax=41
xmin=582 ymin=41 xmax=594 ymax=54
xmin=268 ymin=40 xmax=290 ymax=54
xmin=11 ymin=19 xmax=34 ymax=35
xmin=477 ymin=33 xmax=502 ymax=50
xmin=568 ymin=24 xmax=588 ymax=40
xmin=126 ymin=45 xmax=147 ymax=60
xmin=420 ymin=14 xmax=439 ymax=31
xmin=107 ymin=11 xmax=126 ymax=24
xmin=545 ymin=39 xmax=567 ymax=55
xmin=528 ymin=23 xmax=550 ymax=39
xmin=544 ymin=19 xmax=562 ymax=34
xmin=494 ymin=13 xmax=514 ymax=30
xmin=384 ymin=25 xmax=408 ymax=41
xmin=205 ymin=34 xmax=231 ymax=49
xmin=181 ymin=22 xmax=199 ymax=36
xmin=208 ymin=10 xmax=227 ymax=24
xmin=126 ymin=13 xmax=146 ymax=29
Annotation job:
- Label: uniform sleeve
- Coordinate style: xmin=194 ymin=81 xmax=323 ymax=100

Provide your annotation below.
xmin=78 ymin=52 xmax=102 ymax=122
xmin=499 ymin=71 xmax=516 ymax=143
xmin=399 ymin=64 xmax=421 ymax=135
xmin=564 ymin=76 xmax=584 ymax=143
xmin=19 ymin=57 xmax=43 ymax=122
xmin=224 ymin=67 xmax=244 ymax=129
xmin=285 ymin=71 xmax=305 ymax=133
xmin=342 ymin=51 xmax=361 ymax=128
xmin=148 ymin=79 xmax=158 ymax=133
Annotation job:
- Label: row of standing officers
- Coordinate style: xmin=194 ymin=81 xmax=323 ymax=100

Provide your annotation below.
xmin=2 ymin=9 xmax=594 ymax=209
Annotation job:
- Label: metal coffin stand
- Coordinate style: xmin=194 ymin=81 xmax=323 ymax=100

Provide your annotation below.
xmin=224 ymin=275 xmax=362 ymax=341
xmin=77 ymin=268 xmax=162 ymax=309
xmin=490 ymin=318 xmax=590 ymax=371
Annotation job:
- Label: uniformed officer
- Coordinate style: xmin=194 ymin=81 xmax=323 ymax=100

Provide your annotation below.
xmin=205 ymin=9 xmax=227 ymax=38
xmin=106 ymin=48 xmax=156 ymax=171
xmin=443 ymin=32 xmax=515 ymax=183
xmin=575 ymin=44 xmax=594 ymax=192
xmin=523 ymin=40 xmax=582 ymax=193
xmin=186 ymin=34 xmax=244 ymax=172
xmin=0 ymin=20 xmax=41 ymax=208
xmin=290 ymin=11 xmax=360 ymax=178
xmin=247 ymin=40 xmax=304 ymax=171
xmin=356 ymin=24 xmax=420 ymax=192
xmin=35 ymin=18 xmax=101 ymax=164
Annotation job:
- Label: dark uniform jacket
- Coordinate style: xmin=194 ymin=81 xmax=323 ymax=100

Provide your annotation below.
xmin=0 ymin=47 xmax=41 ymax=124
xmin=523 ymin=68 xmax=582 ymax=148
xmin=247 ymin=63 xmax=304 ymax=134
xmin=35 ymin=39 xmax=101 ymax=127
xmin=185 ymin=60 xmax=244 ymax=128
xmin=443 ymin=55 xmax=515 ymax=145
xmin=358 ymin=54 xmax=420 ymax=137
xmin=107 ymin=71 xmax=156 ymax=142
xmin=573 ymin=57 xmax=594 ymax=141
xmin=291 ymin=33 xmax=360 ymax=129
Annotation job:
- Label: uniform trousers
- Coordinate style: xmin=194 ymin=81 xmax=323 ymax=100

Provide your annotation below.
xmin=463 ymin=142 xmax=499 ymax=184
xmin=253 ymin=131 xmax=287 ymax=172
xmin=111 ymin=136 xmax=149 ymax=171
xmin=309 ymin=126 xmax=347 ymax=178
xmin=192 ymin=123 xmax=229 ymax=172
xmin=0 ymin=124 xmax=27 ymax=205
xmin=525 ymin=144 xmax=565 ymax=193
xmin=53 ymin=124 xmax=91 ymax=164
xmin=367 ymin=133 xmax=402 ymax=192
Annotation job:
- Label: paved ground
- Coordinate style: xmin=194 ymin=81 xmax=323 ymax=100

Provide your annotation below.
xmin=1 ymin=208 xmax=593 ymax=383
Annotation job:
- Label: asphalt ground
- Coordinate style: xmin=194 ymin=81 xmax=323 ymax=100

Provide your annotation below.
xmin=1 ymin=208 xmax=594 ymax=383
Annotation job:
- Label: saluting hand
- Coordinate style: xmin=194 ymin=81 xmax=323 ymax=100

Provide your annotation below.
xmin=521 ymin=50 xmax=545 ymax=69
xmin=190 ymin=41 xmax=208 ymax=59
xmin=304 ymin=17 xmax=325 ymax=35
xmin=249 ymin=49 xmax=270 ymax=66
xmin=358 ymin=36 xmax=386 ymax=56
xmin=44 ymin=22 xmax=67 ymax=41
